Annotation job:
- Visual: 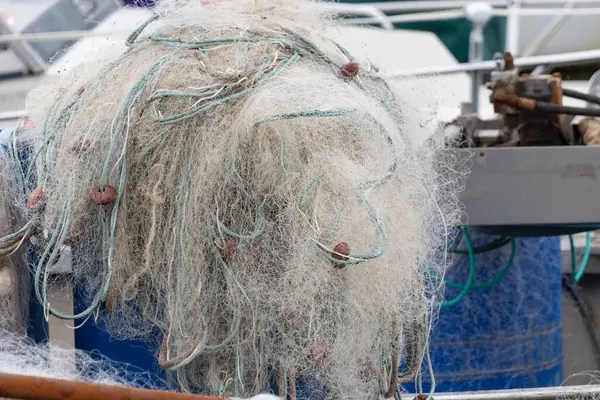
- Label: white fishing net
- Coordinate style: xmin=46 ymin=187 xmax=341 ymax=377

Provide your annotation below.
xmin=0 ymin=0 xmax=464 ymax=398
xmin=0 ymin=328 xmax=281 ymax=400
xmin=0 ymin=153 xmax=29 ymax=335
xmin=0 ymin=329 xmax=134 ymax=386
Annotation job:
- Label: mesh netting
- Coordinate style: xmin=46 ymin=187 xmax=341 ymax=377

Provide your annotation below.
xmin=0 ymin=0 xmax=464 ymax=398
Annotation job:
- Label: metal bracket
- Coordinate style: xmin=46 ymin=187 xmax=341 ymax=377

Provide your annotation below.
xmin=0 ymin=15 xmax=46 ymax=74
xmin=455 ymin=146 xmax=600 ymax=236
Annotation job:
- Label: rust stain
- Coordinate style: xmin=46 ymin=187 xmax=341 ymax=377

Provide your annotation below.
xmin=561 ymin=164 xmax=597 ymax=180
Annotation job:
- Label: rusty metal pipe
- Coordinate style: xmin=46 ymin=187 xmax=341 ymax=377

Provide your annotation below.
xmin=491 ymin=88 xmax=600 ymax=118
xmin=490 ymin=89 xmax=537 ymax=111
xmin=0 ymin=372 xmax=228 ymax=400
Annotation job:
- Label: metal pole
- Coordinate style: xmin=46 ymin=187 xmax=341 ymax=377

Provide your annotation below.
xmin=353 ymin=0 xmax=600 ymax=13
xmin=0 ymin=110 xmax=28 ymax=121
xmin=0 ymin=372 xmax=228 ymax=400
xmin=385 ymin=48 xmax=600 ymax=78
xmin=338 ymin=9 xmax=467 ymax=26
xmin=505 ymin=0 xmax=522 ymax=56
xmin=358 ymin=0 xmax=507 ymax=12
xmin=401 ymin=384 xmax=600 ymax=399
xmin=531 ymin=64 xmax=551 ymax=75
xmin=465 ymin=2 xmax=493 ymax=116
xmin=317 ymin=3 xmax=394 ymax=30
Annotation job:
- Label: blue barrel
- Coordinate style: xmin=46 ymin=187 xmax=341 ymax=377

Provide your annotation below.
xmin=405 ymin=232 xmax=562 ymax=393
xmin=72 ymin=284 xmax=167 ymax=388
xmin=122 ymin=0 xmax=156 ymax=6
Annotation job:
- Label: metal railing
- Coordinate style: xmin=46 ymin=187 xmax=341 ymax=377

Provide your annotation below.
xmin=385 ymin=48 xmax=600 ymax=78
xmin=401 ymin=384 xmax=600 ymax=399
xmin=336 ymin=5 xmax=600 ymax=27
xmin=357 ymin=0 xmax=600 ymax=12
xmin=317 ymin=3 xmax=394 ymax=29
xmin=327 ymin=0 xmax=600 ymax=115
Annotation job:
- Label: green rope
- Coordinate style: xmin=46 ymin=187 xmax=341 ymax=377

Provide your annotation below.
xmin=33 ymin=192 xmax=111 ymax=320
xmin=217 ymin=214 xmax=266 ymax=241
xmin=299 ymin=176 xmax=323 ymax=209
xmin=100 ymin=55 xmax=171 ymax=186
xmin=26 ymin=101 xmax=77 ymax=186
xmin=450 ymin=236 xmax=511 ymax=255
xmin=6 ymin=127 xmax=32 ymax=196
xmin=126 ymin=14 xmax=159 ymax=47
xmin=444 ymin=237 xmax=516 ymax=291
xmin=0 ymin=220 xmax=34 ymax=244
xmin=570 ymin=232 xmax=592 ymax=284
xmin=149 ymin=89 xmax=222 ymax=101
xmin=151 ymin=35 xmax=264 ymax=49
xmin=437 ymin=227 xmax=475 ymax=308
xmin=427 ymin=229 xmax=520 ymax=308
xmin=436 ymin=230 xmax=593 ymax=307
xmin=162 ymin=260 xmax=244 ymax=371
xmin=95 ymin=56 xmax=173 ymax=316
xmin=253 ymin=108 xmax=357 ymax=127
xmin=329 ymin=40 xmax=355 ymax=61
xmin=153 ymin=53 xmax=301 ymax=124
xmin=300 ymin=177 xmax=387 ymax=265
xmin=30 ymin=55 xmax=170 ymax=321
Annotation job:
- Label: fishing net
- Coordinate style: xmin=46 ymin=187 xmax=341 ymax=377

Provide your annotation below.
xmin=0 ymin=153 xmax=29 ymax=334
xmin=1 ymin=0 xmax=463 ymax=397
xmin=0 ymin=328 xmax=143 ymax=387
xmin=0 ymin=327 xmax=280 ymax=400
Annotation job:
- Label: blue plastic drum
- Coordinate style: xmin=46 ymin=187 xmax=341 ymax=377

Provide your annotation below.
xmin=405 ymin=233 xmax=562 ymax=393
xmin=122 ymin=0 xmax=156 ymax=6
xmin=72 ymin=283 xmax=167 ymax=388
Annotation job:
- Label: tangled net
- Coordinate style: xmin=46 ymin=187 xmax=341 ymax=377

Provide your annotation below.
xmin=0 ymin=326 xmax=278 ymax=400
xmin=1 ymin=0 xmax=463 ymax=398
xmin=0 ymin=328 xmax=147 ymax=387
xmin=0 ymin=153 xmax=29 ymax=335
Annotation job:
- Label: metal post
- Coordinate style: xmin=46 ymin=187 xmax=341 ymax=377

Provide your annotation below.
xmin=505 ymin=0 xmax=521 ymax=56
xmin=465 ymin=2 xmax=493 ymax=116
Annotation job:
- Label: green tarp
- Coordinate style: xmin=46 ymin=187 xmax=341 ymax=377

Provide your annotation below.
xmin=340 ymin=0 xmax=507 ymax=63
